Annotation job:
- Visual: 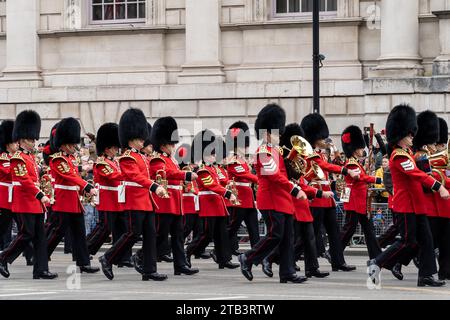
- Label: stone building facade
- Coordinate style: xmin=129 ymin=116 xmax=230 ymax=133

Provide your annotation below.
xmin=0 ymin=0 xmax=449 ymax=147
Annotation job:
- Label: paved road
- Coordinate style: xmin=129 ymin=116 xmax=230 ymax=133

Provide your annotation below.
xmin=0 ymin=251 xmax=449 ymax=300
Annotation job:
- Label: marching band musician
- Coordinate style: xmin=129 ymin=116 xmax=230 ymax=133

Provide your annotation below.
xmin=225 ymin=121 xmax=260 ymax=256
xmin=149 ymin=117 xmax=199 ymax=276
xmin=238 ymin=104 xmax=308 ymax=284
xmin=339 ymin=125 xmax=382 ymax=260
xmin=99 ymin=108 xmax=167 ymax=281
xmin=430 ymin=117 xmax=450 ymax=280
xmin=300 ymin=113 xmax=358 ymax=271
xmin=368 ymin=104 xmax=448 ymax=287
xmin=46 ymin=117 xmax=100 ymax=274
xmin=185 ymin=129 xmax=239 ymax=270
xmin=0 ymin=111 xmax=57 ymax=279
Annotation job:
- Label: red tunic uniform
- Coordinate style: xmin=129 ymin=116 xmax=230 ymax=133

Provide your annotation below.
xmin=50 ymin=152 xmax=92 ymax=214
xmin=182 ymin=179 xmax=199 ymax=214
xmin=430 ymin=153 xmax=450 ymax=218
xmin=226 ymin=154 xmax=258 ymax=209
xmin=93 ymin=156 xmax=123 ymax=212
xmin=254 ymin=144 xmax=300 ymax=215
xmin=389 ymin=148 xmax=441 ymax=214
xmin=0 ymin=152 xmax=12 ymax=210
xmin=196 ymin=164 xmax=232 ymax=217
xmin=413 ymin=150 xmax=440 ymax=217
xmin=117 ymin=149 xmax=159 ymax=212
xmin=293 ymin=177 xmax=321 ymax=222
xmin=10 ymin=150 xmax=45 ymax=214
xmin=216 ymin=165 xmax=232 ymax=207
xmin=343 ymin=157 xmax=381 ymax=215
xmin=304 ymin=151 xmax=347 ymax=208
xmin=150 ymin=152 xmax=192 ymax=215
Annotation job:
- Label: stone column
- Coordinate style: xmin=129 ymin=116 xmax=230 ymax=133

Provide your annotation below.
xmin=432 ymin=0 xmax=450 ymax=75
xmin=177 ymin=0 xmax=225 ymax=84
xmin=369 ymin=0 xmax=424 ymax=78
xmin=0 ymin=0 xmax=42 ymax=88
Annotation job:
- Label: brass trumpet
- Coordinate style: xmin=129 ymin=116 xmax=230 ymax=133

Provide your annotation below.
xmin=227 ymin=178 xmax=241 ymax=206
xmin=155 ymin=169 xmax=170 ymax=198
xmin=282 ymin=135 xmax=311 ymax=176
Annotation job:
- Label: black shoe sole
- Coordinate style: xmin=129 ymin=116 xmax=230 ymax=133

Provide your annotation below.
xmin=280 ymin=278 xmax=308 ymax=283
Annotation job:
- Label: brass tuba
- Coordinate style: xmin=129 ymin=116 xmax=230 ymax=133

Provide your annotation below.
xmin=282 ymin=135 xmax=311 ymax=176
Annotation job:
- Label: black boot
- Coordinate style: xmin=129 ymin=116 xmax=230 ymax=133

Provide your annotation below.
xmin=262 ymin=258 xmax=273 ymax=278
xmin=194 ymin=252 xmax=210 ymax=259
xmin=33 ymin=271 xmax=58 ymax=280
xmin=323 ymin=251 xmax=332 ymax=264
xmin=332 ymin=263 xmax=356 ymax=272
xmin=280 ymin=274 xmax=308 ymax=283
xmin=99 ymin=255 xmax=114 ymax=280
xmin=157 ymin=254 xmax=174 ymax=263
xmin=117 ymin=260 xmax=134 ymax=268
xmin=238 ymin=254 xmax=253 ymax=281
xmin=305 ymin=269 xmax=330 ymax=278
xmin=0 ymin=260 xmax=10 ymax=278
xmin=210 ymin=251 xmax=218 ymax=263
xmin=131 ymin=254 xmax=144 ymax=275
xmin=142 ymin=272 xmax=168 ymax=281
xmin=417 ymin=276 xmax=446 ymax=287
xmin=391 ymin=263 xmax=403 ymax=280
xmin=80 ymin=265 xmax=100 ymax=274
xmin=219 ymin=261 xmax=239 ymax=269
xmin=174 ymin=266 xmax=199 ymax=275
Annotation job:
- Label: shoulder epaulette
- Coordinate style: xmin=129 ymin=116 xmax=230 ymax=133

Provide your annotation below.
xmin=150 ymin=152 xmax=166 ymax=163
xmin=392 ymin=148 xmax=414 ymax=161
xmin=0 ymin=153 xmax=9 ymax=161
xmin=11 ymin=151 xmax=25 ymax=162
xmin=307 ymin=152 xmax=321 ymax=160
xmin=95 ymin=156 xmax=108 ymax=167
xmin=117 ymin=150 xmax=136 ymax=161
xmin=49 ymin=152 xmax=65 ymax=161
xmin=256 ymin=145 xmax=272 ymax=155
xmin=347 ymin=158 xmax=360 ymax=167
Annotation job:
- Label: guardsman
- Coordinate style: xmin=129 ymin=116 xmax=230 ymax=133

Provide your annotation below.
xmin=339 ymin=125 xmax=382 ymax=260
xmin=368 ymin=104 xmax=448 ymax=287
xmin=430 ymin=117 xmax=450 ymax=280
xmin=149 ymin=117 xmax=199 ymax=276
xmin=98 ymin=108 xmax=167 ymax=281
xmin=46 ymin=117 xmax=100 ymax=274
xmin=86 ymin=123 xmax=126 ymax=263
xmin=185 ymin=130 xmax=238 ymax=270
xmin=225 ymin=121 xmax=260 ymax=256
xmin=300 ymin=113 xmax=358 ymax=271
xmin=238 ymin=104 xmax=308 ymax=284
xmin=0 ymin=121 xmax=17 ymax=246
xmin=264 ymin=123 xmax=331 ymax=279
xmin=0 ymin=110 xmax=57 ymax=279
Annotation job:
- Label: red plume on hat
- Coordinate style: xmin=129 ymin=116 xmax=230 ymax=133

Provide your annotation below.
xmin=342 ymin=133 xmax=351 ymax=144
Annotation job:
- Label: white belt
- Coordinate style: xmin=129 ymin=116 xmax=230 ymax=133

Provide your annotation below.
xmin=311 ymin=181 xmax=330 ymax=186
xmin=182 ymin=193 xmax=200 ymax=211
xmin=0 ymin=182 xmax=14 ymax=203
xmin=54 ymin=184 xmax=80 ymax=191
xmin=198 ymin=191 xmax=217 ymax=196
xmin=234 ymin=182 xmax=252 ymax=187
xmin=98 ymin=185 xmax=119 ymax=191
xmin=182 ymin=193 xmax=197 ymax=197
xmin=167 ymin=185 xmax=183 ymax=190
xmin=11 ymin=182 xmax=21 ymax=186
xmin=122 ymin=181 xmax=143 ymax=188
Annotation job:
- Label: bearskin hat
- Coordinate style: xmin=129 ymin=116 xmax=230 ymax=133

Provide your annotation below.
xmin=437 ymin=118 xmax=448 ymax=145
xmin=54 ymin=117 xmax=81 ymax=150
xmin=386 ymin=104 xmax=418 ymax=146
xmin=119 ymin=108 xmax=148 ymax=148
xmin=226 ymin=121 xmax=250 ymax=153
xmin=150 ymin=117 xmax=179 ymax=152
xmin=191 ymin=130 xmax=216 ymax=163
xmin=96 ymin=123 xmax=120 ymax=156
xmin=412 ymin=110 xmax=439 ymax=150
xmin=12 ymin=110 xmax=41 ymax=141
xmin=341 ymin=125 xmax=366 ymax=158
xmin=0 ymin=120 xmax=15 ymax=153
xmin=280 ymin=123 xmax=304 ymax=158
xmin=175 ymin=143 xmax=191 ymax=168
xmin=143 ymin=123 xmax=153 ymax=148
xmin=300 ymin=113 xmax=329 ymax=145
xmin=255 ymin=104 xmax=286 ymax=140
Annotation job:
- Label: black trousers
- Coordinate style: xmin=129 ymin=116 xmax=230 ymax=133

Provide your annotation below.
xmin=184 ymin=214 xmax=203 ymax=240
xmin=311 ymin=207 xmax=346 ymax=267
xmin=377 ymin=212 xmax=400 ymax=249
xmin=429 ymin=217 xmax=450 ymax=277
xmin=0 ymin=209 xmax=14 ymax=249
xmin=155 ymin=214 xmax=172 ymax=258
xmin=46 ymin=212 xmax=90 ymax=266
xmin=228 ymin=207 xmax=260 ymax=252
xmin=186 ymin=216 xmax=232 ymax=265
xmin=244 ymin=211 xmax=295 ymax=278
xmin=0 ymin=213 xmax=48 ymax=274
xmin=340 ymin=211 xmax=381 ymax=259
xmin=104 ymin=211 xmax=157 ymax=274
xmin=375 ymin=213 xmax=437 ymax=277
xmin=111 ymin=212 xmax=131 ymax=262
xmin=155 ymin=214 xmax=187 ymax=268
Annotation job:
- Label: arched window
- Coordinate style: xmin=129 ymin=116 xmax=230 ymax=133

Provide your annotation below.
xmin=91 ymin=0 xmax=146 ymax=24
xmin=274 ymin=0 xmax=337 ymax=16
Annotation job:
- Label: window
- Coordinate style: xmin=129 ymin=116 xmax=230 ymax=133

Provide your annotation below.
xmin=91 ymin=0 xmax=146 ymax=24
xmin=274 ymin=0 xmax=337 ymax=16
